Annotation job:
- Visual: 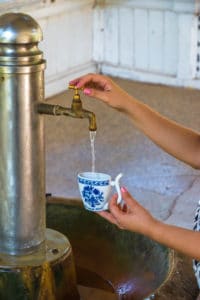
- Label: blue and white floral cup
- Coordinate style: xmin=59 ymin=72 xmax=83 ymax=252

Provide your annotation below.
xmin=77 ymin=172 xmax=123 ymax=211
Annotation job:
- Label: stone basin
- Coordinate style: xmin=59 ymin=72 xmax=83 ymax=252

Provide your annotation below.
xmin=46 ymin=197 xmax=199 ymax=299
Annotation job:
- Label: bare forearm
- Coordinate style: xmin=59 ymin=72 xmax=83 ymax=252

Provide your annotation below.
xmin=147 ymin=220 xmax=200 ymax=260
xmin=98 ymin=184 xmax=200 ymax=260
xmin=124 ymin=96 xmax=200 ymax=169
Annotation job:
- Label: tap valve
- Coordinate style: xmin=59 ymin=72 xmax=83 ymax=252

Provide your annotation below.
xmin=68 ymin=84 xmax=83 ymax=112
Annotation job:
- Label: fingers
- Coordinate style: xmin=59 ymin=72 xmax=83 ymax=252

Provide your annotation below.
xmin=69 ymin=74 xmax=112 ymax=103
xmin=97 ymin=210 xmax=118 ymax=226
xmin=82 ymin=88 xmax=109 ymax=103
xmin=108 ymin=194 xmax=126 ymax=219
xmin=120 ymin=186 xmax=140 ymax=209
xmin=96 ymin=187 xmax=140 ymax=231
xmin=96 ymin=194 xmax=125 ymax=228
xmin=69 ymin=73 xmax=112 ymax=92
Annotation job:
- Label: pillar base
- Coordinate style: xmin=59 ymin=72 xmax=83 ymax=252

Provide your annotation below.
xmin=0 ymin=228 xmax=80 ymax=300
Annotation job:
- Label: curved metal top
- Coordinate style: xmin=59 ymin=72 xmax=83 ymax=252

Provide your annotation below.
xmin=0 ymin=13 xmax=43 ymax=44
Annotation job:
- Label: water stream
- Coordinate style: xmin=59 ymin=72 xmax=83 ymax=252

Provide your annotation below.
xmin=90 ymin=131 xmax=96 ymax=173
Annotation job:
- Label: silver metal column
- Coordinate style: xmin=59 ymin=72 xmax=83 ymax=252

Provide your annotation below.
xmin=0 ymin=13 xmax=46 ymax=255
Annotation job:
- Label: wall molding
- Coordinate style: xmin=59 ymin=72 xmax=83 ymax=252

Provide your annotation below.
xmin=97 ymin=0 xmax=198 ymax=14
xmin=29 ymin=0 xmax=94 ymax=20
xmin=0 ymin=1 xmax=94 ymax=18
xmin=101 ymin=64 xmax=200 ymax=89
xmin=0 ymin=0 xmax=41 ymax=12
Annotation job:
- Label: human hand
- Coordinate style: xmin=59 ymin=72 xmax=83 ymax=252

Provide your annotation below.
xmin=97 ymin=187 xmax=157 ymax=236
xmin=69 ymin=73 xmax=132 ymax=111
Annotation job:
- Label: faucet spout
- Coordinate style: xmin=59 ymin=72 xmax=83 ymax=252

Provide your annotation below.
xmin=37 ymin=103 xmax=97 ymax=131
xmin=38 ymin=84 xmax=97 ymax=131
xmin=81 ymin=110 xmax=97 ymax=131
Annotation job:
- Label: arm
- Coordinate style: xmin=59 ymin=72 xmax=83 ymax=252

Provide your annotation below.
xmin=70 ymin=74 xmax=200 ymax=169
xmin=99 ymin=187 xmax=200 ymax=260
xmin=126 ymin=97 xmax=200 ymax=169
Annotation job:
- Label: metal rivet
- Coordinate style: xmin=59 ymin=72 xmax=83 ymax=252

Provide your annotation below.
xmin=52 ymin=248 xmax=59 ymax=255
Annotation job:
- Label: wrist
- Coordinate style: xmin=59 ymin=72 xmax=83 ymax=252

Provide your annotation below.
xmin=122 ymin=94 xmax=139 ymax=116
xmin=144 ymin=218 xmax=162 ymax=240
xmin=118 ymin=94 xmax=134 ymax=113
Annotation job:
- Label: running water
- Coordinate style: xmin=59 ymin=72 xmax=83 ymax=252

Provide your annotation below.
xmin=90 ymin=131 xmax=96 ymax=173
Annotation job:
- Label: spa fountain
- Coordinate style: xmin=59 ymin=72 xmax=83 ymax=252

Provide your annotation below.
xmin=0 ymin=12 xmax=198 ymax=300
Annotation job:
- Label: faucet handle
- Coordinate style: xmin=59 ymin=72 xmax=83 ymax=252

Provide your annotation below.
xmin=68 ymin=84 xmax=82 ymax=111
xmin=68 ymin=84 xmax=81 ymax=99
xmin=68 ymin=84 xmax=83 ymax=94
xmin=68 ymin=84 xmax=76 ymax=90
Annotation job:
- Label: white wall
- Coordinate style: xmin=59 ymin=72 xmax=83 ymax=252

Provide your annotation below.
xmin=93 ymin=0 xmax=200 ymax=89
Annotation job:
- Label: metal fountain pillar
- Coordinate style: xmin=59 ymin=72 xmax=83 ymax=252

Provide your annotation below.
xmin=0 ymin=12 xmax=80 ymax=300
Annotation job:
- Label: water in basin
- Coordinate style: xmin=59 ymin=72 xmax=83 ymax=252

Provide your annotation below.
xmin=46 ymin=198 xmax=172 ymax=299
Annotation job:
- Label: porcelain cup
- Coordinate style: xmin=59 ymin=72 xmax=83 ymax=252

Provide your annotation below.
xmin=77 ymin=172 xmax=123 ymax=211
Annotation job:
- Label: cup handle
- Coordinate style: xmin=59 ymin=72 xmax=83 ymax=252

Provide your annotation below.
xmin=111 ymin=173 xmax=123 ymax=204
xmin=103 ymin=173 xmax=123 ymax=210
xmin=103 ymin=203 xmax=109 ymax=210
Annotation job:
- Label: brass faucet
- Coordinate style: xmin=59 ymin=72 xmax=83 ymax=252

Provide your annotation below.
xmin=37 ymin=85 xmax=97 ymax=131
